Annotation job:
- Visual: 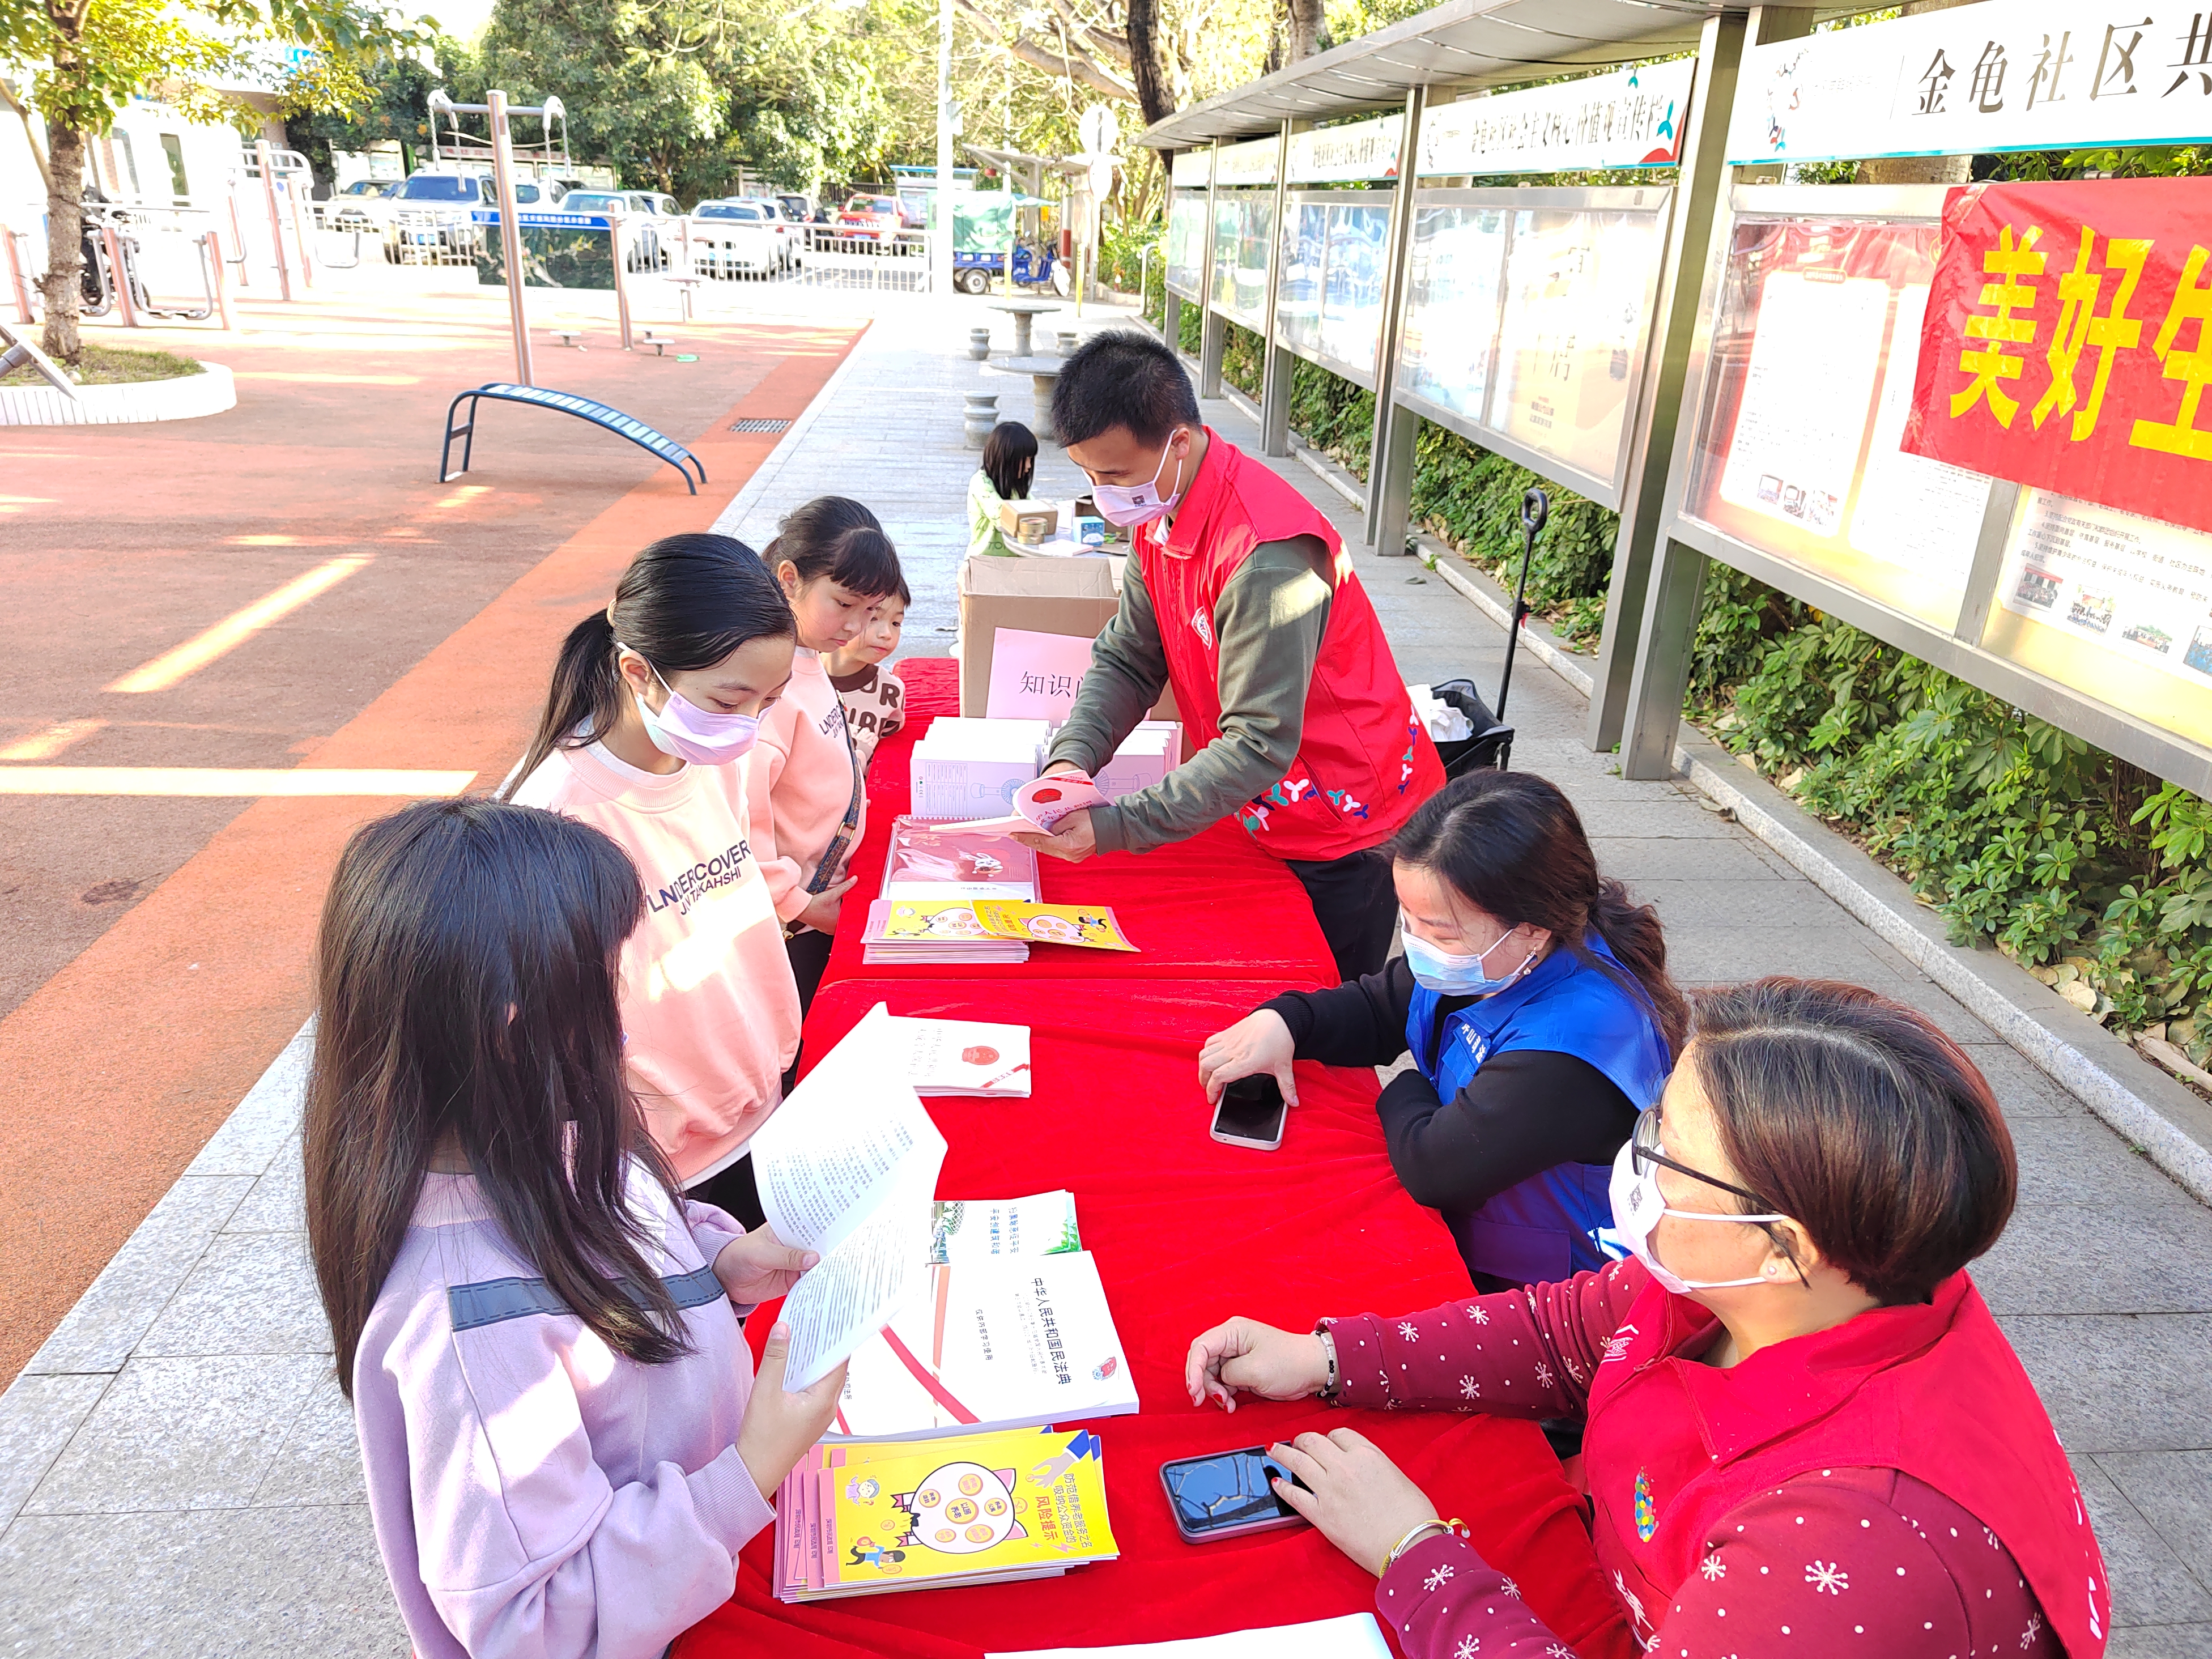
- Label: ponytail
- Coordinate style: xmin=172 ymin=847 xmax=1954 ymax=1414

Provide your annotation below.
xmin=764 ymin=495 xmax=904 ymax=600
xmin=1588 ymin=878 xmax=1690 ymax=1057
xmin=500 ymin=533 xmax=793 ymax=801
xmin=1389 ymin=771 xmax=1689 ymax=1058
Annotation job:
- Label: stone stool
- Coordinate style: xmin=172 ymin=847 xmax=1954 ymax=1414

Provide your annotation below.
xmin=968 ymin=326 xmax=992 ymax=360
xmin=963 ymin=390 xmax=999 ymax=448
xmin=1056 ymin=329 xmax=1079 ymax=355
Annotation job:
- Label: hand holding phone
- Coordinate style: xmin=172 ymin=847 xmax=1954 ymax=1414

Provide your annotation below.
xmin=1210 ymin=1073 xmax=1287 ymax=1151
xmin=1159 ymin=1445 xmax=1312 ymax=1542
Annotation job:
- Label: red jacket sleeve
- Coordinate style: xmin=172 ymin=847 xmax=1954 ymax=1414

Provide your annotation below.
xmin=1373 ymin=1470 xmax=2061 ymax=1659
xmin=1322 ymin=1258 xmax=1646 ymax=1418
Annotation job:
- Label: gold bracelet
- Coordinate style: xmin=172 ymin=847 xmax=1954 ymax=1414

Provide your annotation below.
xmin=1380 ymin=1516 xmax=1464 ymax=1578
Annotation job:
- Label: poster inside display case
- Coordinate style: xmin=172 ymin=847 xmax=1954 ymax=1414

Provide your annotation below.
xmin=1278 ymin=203 xmax=1326 ymax=359
xmin=1167 ymin=190 xmax=1205 ymax=300
xmin=1318 ymin=204 xmax=1389 ymax=376
xmin=1489 ymin=209 xmax=1664 ymax=491
xmin=1398 ymin=206 xmax=1510 ymax=422
xmin=1209 ymin=193 xmax=1274 ymax=328
xmin=1984 ymin=492 xmax=2212 ymax=751
xmin=1680 ymin=217 xmax=1993 ymax=632
xmin=1272 ymin=197 xmax=1393 ymax=382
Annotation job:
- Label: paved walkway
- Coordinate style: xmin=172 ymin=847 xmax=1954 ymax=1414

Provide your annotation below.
xmin=2 ymin=307 xmax=2206 ymax=1657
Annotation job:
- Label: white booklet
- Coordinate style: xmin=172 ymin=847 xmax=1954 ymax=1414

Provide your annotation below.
xmin=990 ymin=1614 xmax=1394 ymax=1659
xmin=829 ymin=1249 xmax=1137 ymax=1440
xmin=872 ymin=1004 xmax=1033 ymax=1098
xmin=930 ymin=1191 xmax=1079 ymax=1263
xmin=748 ymin=1026 xmax=948 ymax=1390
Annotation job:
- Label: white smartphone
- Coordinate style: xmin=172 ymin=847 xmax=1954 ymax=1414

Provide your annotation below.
xmin=1210 ymin=1075 xmax=1286 ymax=1151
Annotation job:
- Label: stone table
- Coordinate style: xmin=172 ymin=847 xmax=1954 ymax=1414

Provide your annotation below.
xmin=982 ymin=353 xmax=1065 ymax=441
xmin=986 ymin=299 xmax=1061 ymax=359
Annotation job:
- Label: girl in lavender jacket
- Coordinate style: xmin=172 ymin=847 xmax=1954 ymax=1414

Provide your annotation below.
xmin=304 ymin=798 xmax=848 ymax=1659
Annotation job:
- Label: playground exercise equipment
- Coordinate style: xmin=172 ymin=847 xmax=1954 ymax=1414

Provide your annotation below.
xmin=439 ymin=383 xmax=705 ymax=495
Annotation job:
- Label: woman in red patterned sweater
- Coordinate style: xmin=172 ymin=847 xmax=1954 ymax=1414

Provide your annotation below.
xmin=1186 ymin=979 xmax=2112 ymax=1659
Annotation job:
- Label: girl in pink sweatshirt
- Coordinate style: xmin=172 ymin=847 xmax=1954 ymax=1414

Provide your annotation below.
xmin=304 ymin=797 xmax=848 ymax=1659
xmin=750 ymin=496 xmax=907 ymax=1010
xmin=504 ymin=533 xmax=801 ymax=1226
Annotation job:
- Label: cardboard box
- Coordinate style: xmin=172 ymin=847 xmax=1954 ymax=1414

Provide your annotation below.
xmin=998 ymin=501 xmax=1059 ymax=546
xmin=956 ymin=554 xmax=1186 ymax=739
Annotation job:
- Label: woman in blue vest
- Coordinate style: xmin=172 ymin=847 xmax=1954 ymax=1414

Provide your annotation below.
xmin=1200 ymin=769 xmax=1686 ymax=1290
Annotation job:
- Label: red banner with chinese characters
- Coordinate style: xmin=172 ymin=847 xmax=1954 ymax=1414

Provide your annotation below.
xmin=1904 ymin=178 xmax=2212 ymax=535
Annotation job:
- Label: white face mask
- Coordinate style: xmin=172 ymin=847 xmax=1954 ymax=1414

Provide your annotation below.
xmin=1090 ymin=435 xmax=1186 ymax=528
xmin=624 ymin=652 xmax=762 ymax=766
xmin=1603 ymin=1133 xmax=1793 ymax=1295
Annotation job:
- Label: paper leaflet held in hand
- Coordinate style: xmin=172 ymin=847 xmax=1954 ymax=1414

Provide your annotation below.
xmin=935 ymin=770 xmax=1111 ymax=837
xmin=755 ymin=1008 xmax=1135 ymax=1432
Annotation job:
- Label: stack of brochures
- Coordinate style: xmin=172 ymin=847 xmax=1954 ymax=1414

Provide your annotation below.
xmin=882 ymin=1007 xmax=1033 ymax=1099
xmin=880 ymin=819 xmax=1040 ymax=903
xmin=861 ymin=898 xmax=1031 ymax=965
xmin=909 ymin=718 xmax=1051 ymax=822
xmin=1092 ymin=721 xmax=1181 ymax=799
xmin=773 ymin=1426 xmax=1120 ymax=1602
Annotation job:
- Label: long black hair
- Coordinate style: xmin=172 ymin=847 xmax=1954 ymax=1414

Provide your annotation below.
xmin=500 ymin=532 xmax=793 ymax=798
xmin=305 ymin=798 xmax=691 ymax=1397
xmin=1389 ymin=770 xmax=1690 ymax=1056
xmin=763 ymin=495 xmax=903 ymax=599
xmin=982 ymin=422 xmax=1036 ymax=500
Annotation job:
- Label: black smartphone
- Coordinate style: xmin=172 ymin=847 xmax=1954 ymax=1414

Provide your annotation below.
xmin=1211 ymin=1073 xmax=1287 ymax=1151
xmin=1159 ymin=1445 xmax=1311 ymax=1543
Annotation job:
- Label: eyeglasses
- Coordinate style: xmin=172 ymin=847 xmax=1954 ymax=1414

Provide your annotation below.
xmin=1632 ymin=1112 xmax=1811 ymax=1287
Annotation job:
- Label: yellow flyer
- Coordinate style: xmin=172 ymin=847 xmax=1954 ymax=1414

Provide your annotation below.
xmin=969 ymin=901 xmax=1138 ymax=952
xmin=823 ymin=1427 xmax=1116 ymax=1590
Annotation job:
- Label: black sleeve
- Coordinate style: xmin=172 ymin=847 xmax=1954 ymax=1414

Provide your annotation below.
xmin=1377 ymin=1049 xmax=1639 ymax=1214
xmin=1260 ymin=955 xmax=1415 ymax=1069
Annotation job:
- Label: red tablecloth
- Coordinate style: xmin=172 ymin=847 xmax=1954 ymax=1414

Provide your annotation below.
xmin=674 ymin=980 xmax=1635 ymax=1659
xmin=829 ymin=659 xmax=1341 ymax=989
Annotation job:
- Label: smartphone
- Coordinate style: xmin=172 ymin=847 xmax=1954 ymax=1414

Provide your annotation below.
xmin=1159 ymin=1445 xmax=1311 ymax=1543
xmin=1210 ymin=1074 xmax=1286 ymax=1151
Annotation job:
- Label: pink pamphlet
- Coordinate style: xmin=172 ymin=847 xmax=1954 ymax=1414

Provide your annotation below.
xmin=936 ymin=771 xmax=1109 ymax=837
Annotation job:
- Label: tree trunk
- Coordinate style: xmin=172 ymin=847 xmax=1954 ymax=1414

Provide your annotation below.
xmin=1286 ymin=0 xmax=1324 ymax=64
xmin=40 ymin=116 xmax=85 ymax=364
xmin=1857 ymin=0 xmax=1980 ymax=183
xmin=1124 ymin=0 xmax=1175 ymax=129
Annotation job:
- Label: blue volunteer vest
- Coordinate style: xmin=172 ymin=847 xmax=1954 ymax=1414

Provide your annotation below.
xmin=1406 ymin=935 xmax=1671 ymax=1285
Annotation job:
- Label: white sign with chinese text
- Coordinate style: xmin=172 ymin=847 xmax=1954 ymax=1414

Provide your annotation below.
xmin=1418 ymin=59 xmax=1695 ymax=178
xmin=1286 ymin=114 xmax=1402 ymax=184
xmin=1214 ymin=137 xmax=1279 ymax=186
xmin=1170 ymin=150 xmax=1211 ymax=188
xmin=1729 ymin=5 xmax=2212 ymax=165
xmin=984 ymin=628 xmax=1096 ymax=721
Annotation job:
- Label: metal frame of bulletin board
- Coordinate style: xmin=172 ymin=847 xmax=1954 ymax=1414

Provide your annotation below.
xmin=1623 ymin=180 xmax=2212 ymax=793
xmin=1387 ymin=185 xmax=1673 ymax=510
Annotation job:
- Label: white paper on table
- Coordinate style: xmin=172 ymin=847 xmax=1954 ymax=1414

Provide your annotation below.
xmin=778 ymin=1172 xmax=935 ymax=1390
xmin=989 ymin=1612 xmax=1394 ymax=1659
xmin=747 ymin=1006 xmax=947 ymax=1258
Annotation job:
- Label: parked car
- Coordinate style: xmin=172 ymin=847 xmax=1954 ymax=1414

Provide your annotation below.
xmin=772 ymin=192 xmax=816 ymax=224
xmin=691 ymin=198 xmax=793 ymax=276
xmin=383 ymin=171 xmax=490 ymax=262
xmin=326 ymin=178 xmax=398 ymax=232
xmin=559 ymin=189 xmax=666 ymax=269
xmin=623 ymin=191 xmax=681 ymax=218
xmin=834 ymin=193 xmax=903 ymax=243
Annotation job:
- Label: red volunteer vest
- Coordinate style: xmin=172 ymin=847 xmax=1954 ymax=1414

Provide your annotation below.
xmin=1139 ymin=430 xmax=1445 ymax=862
xmin=1584 ymin=1265 xmax=2111 ymax=1657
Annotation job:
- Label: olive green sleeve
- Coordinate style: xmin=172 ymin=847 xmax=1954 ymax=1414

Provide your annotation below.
xmin=1075 ymin=537 xmax=1333 ymax=855
xmin=1043 ymin=552 xmax=1170 ymax=781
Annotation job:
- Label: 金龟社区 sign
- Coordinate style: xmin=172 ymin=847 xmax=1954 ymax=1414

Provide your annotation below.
xmin=1903 ymin=179 xmax=2212 ymax=537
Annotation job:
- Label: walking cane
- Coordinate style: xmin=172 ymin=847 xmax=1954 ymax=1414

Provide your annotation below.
xmin=1490 ymin=487 xmax=1548 ymax=770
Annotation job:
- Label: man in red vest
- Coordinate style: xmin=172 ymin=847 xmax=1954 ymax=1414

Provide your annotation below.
xmin=1009 ymin=330 xmax=1445 ymax=979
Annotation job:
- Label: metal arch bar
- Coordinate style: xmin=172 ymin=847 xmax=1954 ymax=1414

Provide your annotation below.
xmin=438 ymin=385 xmax=707 ymax=494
